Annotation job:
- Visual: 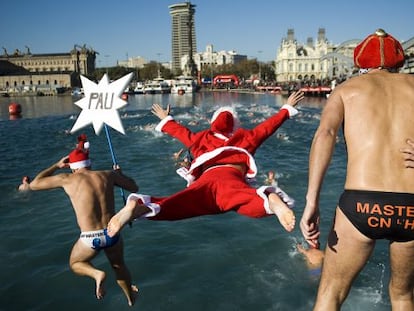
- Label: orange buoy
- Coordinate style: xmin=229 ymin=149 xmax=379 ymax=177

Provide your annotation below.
xmin=121 ymin=93 xmax=128 ymax=101
xmin=8 ymin=102 xmax=22 ymax=116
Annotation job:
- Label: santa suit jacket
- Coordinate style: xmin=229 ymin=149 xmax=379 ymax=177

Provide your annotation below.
xmin=155 ymin=104 xmax=298 ymax=185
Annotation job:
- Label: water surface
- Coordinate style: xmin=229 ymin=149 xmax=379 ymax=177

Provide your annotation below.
xmin=0 ymin=92 xmax=391 ymax=310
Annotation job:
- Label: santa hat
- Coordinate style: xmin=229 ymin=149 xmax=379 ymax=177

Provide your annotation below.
xmin=354 ymin=28 xmax=405 ymax=69
xmin=69 ymin=148 xmax=91 ymax=169
xmin=210 ymin=107 xmax=239 ymax=136
xmin=77 ymin=133 xmax=90 ymax=150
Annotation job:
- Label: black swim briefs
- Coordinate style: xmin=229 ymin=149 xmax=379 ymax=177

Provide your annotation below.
xmin=338 ymin=190 xmax=414 ymax=242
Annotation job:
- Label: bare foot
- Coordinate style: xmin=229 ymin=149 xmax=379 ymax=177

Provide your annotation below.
xmin=269 ymin=193 xmax=295 ymax=232
xmin=107 ymin=201 xmax=137 ymax=237
xmin=127 ymin=285 xmax=139 ymax=307
xmin=95 ymin=271 xmax=106 ymax=300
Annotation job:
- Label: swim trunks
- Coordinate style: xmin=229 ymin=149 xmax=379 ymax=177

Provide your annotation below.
xmin=309 ymin=267 xmax=322 ymax=278
xmin=80 ymin=228 xmax=119 ymax=250
xmin=338 ymin=190 xmax=414 ymax=242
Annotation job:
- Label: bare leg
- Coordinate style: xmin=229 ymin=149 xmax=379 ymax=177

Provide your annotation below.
xmin=388 ymin=240 xmax=414 ymax=310
xmin=107 ymin=199 xmax=151 ymax=237
xmin=313 ymin=207 xmax=375 ymax=311
xmin=105 ymin=238 xmax=138 ymax=306
xmin=69 ymin=240 xmax=106 ymax=300
xmin=268 ymin=192 xmax=295 ymax=232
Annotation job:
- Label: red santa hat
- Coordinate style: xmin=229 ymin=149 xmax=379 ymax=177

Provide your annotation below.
xmin=210 ymin=107 xmax=239 ymax=136
xmin=77 ymin=133 xmax=90 ymax=150
xmin=69 ymin=148 xmax=91 ymax=169
xmin=354 ymin=28 xmax=405 ymax=69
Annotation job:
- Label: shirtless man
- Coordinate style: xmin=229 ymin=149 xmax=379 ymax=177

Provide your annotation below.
xmin=107 ymin=91 xmax=304 ymax=238
xmin=296 ymin=243 xmax=324 ymax=278
xmin=300 ymin=29 xmax=414 ymax=310
xmin=29 ymin=136 xmax=139 ymax=306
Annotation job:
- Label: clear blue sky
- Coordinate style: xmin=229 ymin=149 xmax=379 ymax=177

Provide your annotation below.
xmin=1 ymin=0 xmax=413 ymax=67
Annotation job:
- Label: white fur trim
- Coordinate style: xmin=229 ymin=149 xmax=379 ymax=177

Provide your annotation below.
xmin=69 ymin=159 xmax=91 ymax=169
xmin=280 ymin=104 xmax=298 ymax=117
xmin=275 ymin=186 xmax=295 ymax=208
xmin=127 ymin=193 xmax=161 ymax=218
xmin=256 ymin=185 xmax=295 ymax=215
xmin=210 ymin=106 xmax=240 ymax=131
xmin=213 ymin=132 xmax=229 ymax=141
xmin=211 ymin=106 xmax=237 ymax=122
xmin=83 ymin=141 xmax=90 ymax=149
xmin=257 ymin=186 xmax=274 ymax=214
xmin=176 ymin=167 xmax=195 ymax=186
xmin=187 ymin=146 xmax=257 ymax=180
xmin=155 ymin=115 xmax=174 ymax=132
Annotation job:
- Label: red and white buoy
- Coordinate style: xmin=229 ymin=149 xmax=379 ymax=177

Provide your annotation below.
xmin=8 ymin=102 xmax=22 ymax=117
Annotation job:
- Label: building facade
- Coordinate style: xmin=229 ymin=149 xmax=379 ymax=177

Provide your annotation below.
xmin=275 ymin=28 xmax=335 ymax=84
xmin=188 ymin=44 xmax=247 ymax=73
xmin=117 ymin=56 xmax=148 ymax=69
xmin=275 ymin=28 xmax=414 ymax=85
xmin=169 ymin=2 xmax=197 ymax=75
xmin=0 ymin=45 xmax=97 ymax=91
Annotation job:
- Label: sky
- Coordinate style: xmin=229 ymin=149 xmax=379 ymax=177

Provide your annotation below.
xmin=1 ymin=0 xmax=413 ymax=67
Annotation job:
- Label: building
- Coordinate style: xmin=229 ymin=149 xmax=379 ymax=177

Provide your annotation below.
xmin=275 ymin=28 xmax=414 ymax=85
xmin=275 ymin=28 xmax=334 ymax=84
xmin=189 ymin=44 xmax=247 ymax=73
xmin=0 ymin=45 xmax=97 ymax=92
xmin=117 ymin=56 xmax=148 ymax=69
xmin=169 ymin=2 xmax=197 ymax=76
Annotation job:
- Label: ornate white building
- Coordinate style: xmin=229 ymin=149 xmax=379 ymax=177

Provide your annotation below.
xmin=275 ymin=28 xmax=334 ymax=83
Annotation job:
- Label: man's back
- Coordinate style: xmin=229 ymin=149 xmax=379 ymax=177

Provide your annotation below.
xmin=334 ymin=70 xmax=414 ymax=192
xmin=63 ymin=169 xmax=117 ymax=231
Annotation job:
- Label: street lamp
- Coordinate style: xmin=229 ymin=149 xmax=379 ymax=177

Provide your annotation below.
xmin=156 ymin=53 xmax=162 ymax=77
xmin=104 ymin=54 xmax=110 ymax=75
xmin=257 ymin=50 xmax=263 ymax=83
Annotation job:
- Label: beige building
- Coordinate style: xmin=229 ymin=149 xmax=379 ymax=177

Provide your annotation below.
xmin=275 ymin=28 xmax=334 ymax=83
xmin=0 ymin=45 xmax=97 ymax=93
xmin=276 ymin=28 xmax=414 ymax=84
xmin=117 ymin=56 xmax=148 ymax=69
xmin=184 ymin=44 xmax=247 ymax=73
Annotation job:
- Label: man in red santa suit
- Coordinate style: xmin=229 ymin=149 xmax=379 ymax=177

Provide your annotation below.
xmin=107 ymin=91 xmax=304 ymax=237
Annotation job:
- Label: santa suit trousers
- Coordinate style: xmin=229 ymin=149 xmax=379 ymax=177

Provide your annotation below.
xmin=148 ymin=166 xmax=270 ymax=220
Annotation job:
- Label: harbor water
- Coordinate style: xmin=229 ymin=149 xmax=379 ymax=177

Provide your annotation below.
xmin=0 ymin=91 xmax=391 ymax=310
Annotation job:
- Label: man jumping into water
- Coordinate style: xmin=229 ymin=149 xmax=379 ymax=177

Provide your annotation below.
xmin=300 ymin=29 xmax=414 ymax=310
xmin=29 ymin=135 xmax=139 ymax=306
xmin=107 ymin=91 xmax=304 ymax=237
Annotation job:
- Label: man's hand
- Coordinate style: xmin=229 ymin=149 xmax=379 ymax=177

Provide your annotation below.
xmin=286 ymin=91 xmax=305 ymax=107
xmin=57 ymin=156 xmax=70 ymax=169
xmin=151 ymin=104 xmax=170 ymax=120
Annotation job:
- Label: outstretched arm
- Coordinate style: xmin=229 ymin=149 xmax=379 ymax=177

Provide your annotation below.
xmin=151 ymin=103 xmax=170 ymax=120
xmin=286 ymin=91 xmax=305 ymax=108
xmin=29 ymin=156 xmax=69 ymax=190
